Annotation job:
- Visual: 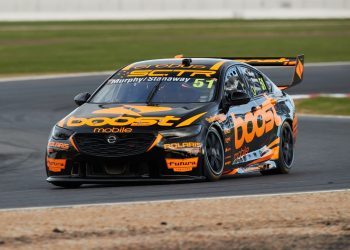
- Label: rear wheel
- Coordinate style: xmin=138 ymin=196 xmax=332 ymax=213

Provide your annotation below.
xmin=51 ymin=182 xmax=82 ymax=189
xmin=204 ymin=127 xmax=224 ymax=181
xmin=261 ymin=122 xmax=294 ymax=175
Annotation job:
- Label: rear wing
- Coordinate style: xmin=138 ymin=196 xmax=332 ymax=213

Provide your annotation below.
xmin=175 ymin=54 xmax=304 ymax=90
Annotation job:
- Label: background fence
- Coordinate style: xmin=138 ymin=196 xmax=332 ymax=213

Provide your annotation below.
xmin=0 ymin=0 xmax=349 ymax=21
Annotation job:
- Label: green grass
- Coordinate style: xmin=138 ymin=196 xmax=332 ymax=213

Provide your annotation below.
xmin=295 ymin=97 xmax=350 ymax=116
xmin=0 ymin=19 xmax=350 ymax=76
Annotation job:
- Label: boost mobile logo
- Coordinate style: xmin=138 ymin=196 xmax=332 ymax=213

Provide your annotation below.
xmin=232 ymin=98 xmax=282 ymax=149
xmin=60 ymin=105 xmax=207 ymax=128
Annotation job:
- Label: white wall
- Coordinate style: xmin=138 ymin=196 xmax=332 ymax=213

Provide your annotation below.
xmin=0 ymin=0 xmax=349 ymax=21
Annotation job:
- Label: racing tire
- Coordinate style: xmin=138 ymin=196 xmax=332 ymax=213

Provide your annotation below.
xmin=204 ymin=127 xmax=224 ymax=181
xmin=261 ymin=122 xmax=294 ymax=175
xmin=51 ymin=182 xmax=82 ymax=189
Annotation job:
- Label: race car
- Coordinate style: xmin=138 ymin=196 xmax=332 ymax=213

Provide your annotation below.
xmin=46 ymin=55 xmax=304 ymax=188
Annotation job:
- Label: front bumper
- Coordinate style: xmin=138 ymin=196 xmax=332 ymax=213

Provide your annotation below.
xmin=46 ymin=131 xmax=206 ymax=183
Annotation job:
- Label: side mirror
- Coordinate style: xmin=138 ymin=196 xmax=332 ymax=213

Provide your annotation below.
xmin=74 ymin=92 xmax=91 ymax=106
xmin=228 ymin=91 xmax=251 ymax=105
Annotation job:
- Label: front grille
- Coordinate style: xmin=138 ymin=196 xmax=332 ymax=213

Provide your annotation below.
xmin=74 ymin=133 xmax=155 ymax=157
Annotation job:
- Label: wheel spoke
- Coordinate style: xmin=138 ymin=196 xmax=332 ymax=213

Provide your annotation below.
xmin=205 ymin=130 xmax=224 ymax=176
xmin=214 ymin=159 xmax=220 ymax=170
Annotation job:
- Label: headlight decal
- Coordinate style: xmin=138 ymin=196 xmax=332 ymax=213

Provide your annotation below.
xmin=69 ymin=136 xmax=80 ymax=152
xmin=146 ymin=134 xmax=163 ymax=152
xmin=159 ymin=125 xmax=202 ymax=138
xmin=51 ymin=126 xmax=74 ymax=140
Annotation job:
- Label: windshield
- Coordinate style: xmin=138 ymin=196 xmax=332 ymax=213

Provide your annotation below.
xmin=90 ymin=76 xmax=218 ymax=104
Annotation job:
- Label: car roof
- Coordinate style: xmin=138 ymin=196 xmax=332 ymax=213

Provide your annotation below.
xmin=121 ymin=58 xmax=236 ymax=71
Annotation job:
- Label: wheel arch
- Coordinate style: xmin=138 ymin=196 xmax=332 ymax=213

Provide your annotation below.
xmin=277 ymin=117 xmax=293 ymax=136
xmin=209 ymin=122 xmax=224 ymax=143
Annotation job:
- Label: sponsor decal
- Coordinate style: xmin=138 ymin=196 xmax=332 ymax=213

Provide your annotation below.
xmin=93 ymin=127 xmax=133 ymax=133
xmin=164 ymin=142 xmax=202 ymax=155
xmin=137 ymin=64 xmax=207 ymax=69
xmin=236 ymin=58 xmax=296 ymax=66
xmin=233 ymin=146 xmax=249 ymax=160
xmin=66 ymin=116 xmax=180 ymax=127
xmin=47 ymin=158 xmax=66 ymax=172
xmin=61 ymin=104 xmax=206 ymax=128
xmin=48 ymin=142 xmax=69 ymax=151
xmin=166 ymin=158 xmax=198 ymax=172
xmin=127 ymin=69 xmax=216 ymax=78
xmin=108 ymin=77 xmax=192 ymax=84
xmin=93 ymin=105 xmax=173 ymax=116
xmin=163 ymin=142 xmax=201 ymax=150
xmin=232 ymin=98 xmax=282 ymax=149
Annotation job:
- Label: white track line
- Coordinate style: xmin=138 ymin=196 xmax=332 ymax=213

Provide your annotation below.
xmin=0 ymin=61 xmax=349 ymax=83
xmin=0 ymin=71 xmax=114 ymax=83
xmin=0 ymin=188 xmax=348 ymax=212
xmin=305 ymin=61 xmax=350 ymax=67
xmin=291 ymin=93 xmax=350 ymax=99
xmin=297 ymin=113 xmax=350 ymax=119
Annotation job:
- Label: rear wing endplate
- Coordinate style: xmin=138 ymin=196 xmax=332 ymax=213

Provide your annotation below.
xmin=175 ymin=54 xmax=304 ymax=90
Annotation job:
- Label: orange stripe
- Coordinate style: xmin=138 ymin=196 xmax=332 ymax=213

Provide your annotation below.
xmin=147 ymin=134 xmax=163 ymax=152
xmin=225 ymin=169 xmax=238 ymax=176
xmin=249 ymin=150 xmax=273 ymax=166
xmin=69 ymin=136 xmax=79 ymax=152
xmin=271 ymin=146 xmax=280 ymax=160
xmin=176 ymin=112 xmax=207 ymax=128
xmin=268 ymin=138 xmax=280 ymax=149
xmin=210 ymin=61 xmax=225 ymax=70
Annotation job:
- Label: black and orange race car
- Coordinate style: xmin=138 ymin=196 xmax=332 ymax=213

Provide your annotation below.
xmin=46 ymin=55 xmax=304 ymax=188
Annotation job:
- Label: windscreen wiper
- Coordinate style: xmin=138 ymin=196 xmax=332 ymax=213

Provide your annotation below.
xmin=146 ymin=80 xmax=163 ymax=105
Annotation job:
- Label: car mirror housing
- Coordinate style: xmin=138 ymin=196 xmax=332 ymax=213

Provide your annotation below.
xmin=74 ymin=92 xmax=91 ymax=106
xmin=228 ymin=91 xmax=251 ymax=105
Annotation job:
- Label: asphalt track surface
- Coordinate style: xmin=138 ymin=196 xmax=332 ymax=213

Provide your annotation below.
xmin=0 ymin=64 xmax=349 ymax=209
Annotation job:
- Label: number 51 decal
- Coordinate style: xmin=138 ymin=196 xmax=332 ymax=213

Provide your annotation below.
xmin=193 ymin=79 xmax=215 ymax=89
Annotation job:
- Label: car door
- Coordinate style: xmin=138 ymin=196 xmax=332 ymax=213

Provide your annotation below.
xmin=237 ymin=66 xmax=279 ymax=157
xmin=221 ymin=66 xmax=257 ymax=170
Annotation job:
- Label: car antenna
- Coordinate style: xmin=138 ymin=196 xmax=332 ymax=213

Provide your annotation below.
xmin=182 ymin=58 xmax=192 ymax=66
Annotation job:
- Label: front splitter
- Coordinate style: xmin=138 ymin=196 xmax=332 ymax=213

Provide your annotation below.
xmin=47 ymin=176 xmax=205 ymax=184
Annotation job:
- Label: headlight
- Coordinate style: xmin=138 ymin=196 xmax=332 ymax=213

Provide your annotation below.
xmin=51 ymin=126 xmax=74 ymax=140
xmin=159 ymin=125 xmax=202 ymax=138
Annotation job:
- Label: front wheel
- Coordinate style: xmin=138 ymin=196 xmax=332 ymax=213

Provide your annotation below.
xmin=204 ymin=127 xmax=224 ymax=181
xmin=261 ymin=122 xmax=294 ymax=175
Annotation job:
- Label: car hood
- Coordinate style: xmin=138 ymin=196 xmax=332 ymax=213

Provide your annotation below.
xmin=57 ymin=103 xmax=217 ymax=132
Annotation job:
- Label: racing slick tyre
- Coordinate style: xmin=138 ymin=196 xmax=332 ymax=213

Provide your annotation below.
xmin=204 ymin=127 xmax=224 ymax=181
xmin=51 ymin=182 xmax=82 ymax=189
xmin=261 ymin=122 xmax=294 ymax=175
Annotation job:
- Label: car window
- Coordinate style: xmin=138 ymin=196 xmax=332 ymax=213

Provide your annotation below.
xmin=90 ymin=76 xmax=218 ymax=104
xmin=224 ymin=66 xmax=247 ymax=93
xmin=263 ymin=76 xmax=274 ymax=92
xmin=239 ymin=66 xmax=268 ymax=97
